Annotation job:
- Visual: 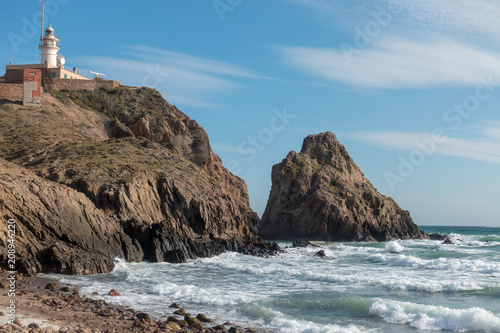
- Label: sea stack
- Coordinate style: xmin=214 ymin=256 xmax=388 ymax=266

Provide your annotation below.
xmin=260 ymin=132 xmax=427 ymax=242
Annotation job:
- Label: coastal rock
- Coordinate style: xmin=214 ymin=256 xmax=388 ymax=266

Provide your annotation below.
xmin=442 ymin=236 xmax=454 ymax=245
xmin=108 ymin=290 xmax=121 ymax=297
xmin=184 ymin=314 xmax=203 ymax=329
xmin=173 ymin=308 xmax=187 ymax=316
xmin=0 ymin=87 xmax=279 ymax=275
xmin=213 ymin=325 xmax=228 ymax=332
xmin=292 ymin=238 xmax=319 ymax=248
xmin=260 ymin=132 xmax=428 ymax=242
xmin=45 ymin=283 xmax=58 ymax=291
xmin=196 ymin=313 xmax=214 ymax=323
xmin=429 ymin=233 xmax=447 ymax=240
xmin=314 ymin=250 xmax=328 ymax=259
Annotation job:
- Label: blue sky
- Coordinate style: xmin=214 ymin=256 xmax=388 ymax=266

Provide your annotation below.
xmin=2 ymin=0 xmax=500 ymax=227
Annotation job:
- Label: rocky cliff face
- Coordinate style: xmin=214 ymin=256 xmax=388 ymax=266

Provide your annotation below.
xmin=0 ymin=87 xmax=278 ymax=275
xmin=260 ymin=132 xmax=427 ymax=242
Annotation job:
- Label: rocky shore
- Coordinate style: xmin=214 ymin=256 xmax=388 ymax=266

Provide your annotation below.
xmin=0 ymin=270 xmax=262 ymax=333
xmin=0 ymin=88 xmax=279 ymax=276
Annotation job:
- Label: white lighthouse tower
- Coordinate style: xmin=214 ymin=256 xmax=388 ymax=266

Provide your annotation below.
xmin=39 ymin=25 xmax=61 ymax=67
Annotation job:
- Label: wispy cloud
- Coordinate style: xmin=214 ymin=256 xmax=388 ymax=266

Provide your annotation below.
xmin=348 ymin=122 xmax=500 ymax=164
xmin=286 ymin=0 xmax=500 ymax=43
xmin=74 ymin=46 xmax=263 ymax=109
xmin=211 ymin=142 xmax=241 ymax=153
xmin=279 ymin=38 xmax=500 ymax=89
xmin=393 ymin=0 xmax=500 ymax=42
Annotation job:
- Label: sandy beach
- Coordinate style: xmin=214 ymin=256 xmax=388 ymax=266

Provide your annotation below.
xmin=0 ymin=269 xmax=251 ymax=333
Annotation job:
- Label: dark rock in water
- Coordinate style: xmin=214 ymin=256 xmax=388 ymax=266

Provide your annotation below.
xmin=442 ymin=236 xmax=454 ymax=245
xmin=174 ymin=308 xmax=187 ymax=316
xmin=178 ymin=320 xmax=188 ymax=328
xmin=429 ymin=233 xmax=447 ymax=240
xmin=196 ymin=313 xmax=214 ymax=323
xmin=314 ymin=250 xmax=328 ymax=259
xmin=108 ymin=289 xmax=121 ymax=296
xmin=293 ymin=238 xmax=319 ymax=248
xmin=167 ymin=316 xmax=179 ymax=323
xmin=229 ymin=327 xmax=245 ymax=333
xmin=185 ymin=314 xmax=203 ymax=329
xmin=169 ymin=303 xmax=181 ymax=309
xmin=260 ymin=132 xmax=428 ymax=242
xmin=0 ymin=87 xmax=279 ymax=275
xmin=60 ymin=286 xmax=71 ymax=292
xmin=213 ymin=324 xmax=228 ymax=332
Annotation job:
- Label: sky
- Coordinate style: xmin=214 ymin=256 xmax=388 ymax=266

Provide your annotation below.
xmin=2 ymin=0 xmax=499 ymax=227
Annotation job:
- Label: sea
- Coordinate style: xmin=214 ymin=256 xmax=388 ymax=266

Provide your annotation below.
xmin=44 ymin=226 xmax=500 ymax=333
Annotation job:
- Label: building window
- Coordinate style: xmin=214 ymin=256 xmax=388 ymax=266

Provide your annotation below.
xmin=51 ymin=73 xmax=55 ymax=78
xmin=64 ymin=74 xmax=67 ymax=79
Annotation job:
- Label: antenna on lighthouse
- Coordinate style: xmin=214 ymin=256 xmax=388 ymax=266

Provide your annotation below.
xmin=9 ymin=50 xmax=13 ymax=65
xmin=40 ymin=1 xmax=46 ymax=43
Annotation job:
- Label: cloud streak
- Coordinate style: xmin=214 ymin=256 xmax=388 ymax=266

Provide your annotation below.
xmin=286 ymin=0 xmax=500 ymax=43
xmin=279 ymin=38 xmax=500 ymax=89
xmin=348 ymin=123 xmax=500 ymax=164
xmin=74 ymin=46 xmax=263 ymax=108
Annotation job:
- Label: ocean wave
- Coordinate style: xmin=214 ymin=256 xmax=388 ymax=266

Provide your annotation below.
xmin=369 ymin=299 xmax=500 ymax=332
xmin=149 ymin=282 xmax=252 ymax=306
xmin=368 ymin=253 xmax=500 ymax=274
xmin=198 ymin=253 xmax=498 ymax=293
xmin=480 ymin=235 xmax=500 ymax=242
xmin=378 ymin=278 xmax=486 ymax=292
xmin=270 ymin=317 xmax=375 ymax=333
xmin=385 ymin=241 xmax=404 ymax=253
xmin=297 ymin=270 xmax=493 ymax=292
xmin=260 ymin=306 xmax=376 ymax=333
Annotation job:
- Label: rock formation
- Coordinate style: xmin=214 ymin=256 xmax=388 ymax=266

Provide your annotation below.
xmin=0 ymin=87 xmax=278 ymax=275
xmin=260 ymin=132 xmax=427 ymax=242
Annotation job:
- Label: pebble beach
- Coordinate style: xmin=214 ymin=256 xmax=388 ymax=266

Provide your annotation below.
xmin=0 ymin=269 xmax=252 ymax=333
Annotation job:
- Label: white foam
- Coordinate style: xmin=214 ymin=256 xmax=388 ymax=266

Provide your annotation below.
xmin=369 ymin=299 xmax=500 ymax=332
xmin=385 ymin=241 xmax=404 ymax=253
xmin=378 ymin=278 xmax=486 ymax=292
xmin=265 ymin=307 xmax=376 ymax=333
xmin=149 ymin=282 xmax=252 ymax=306
xmin=368 ymin=253 xmax=500 ymax=274
xmin=112 ymin=257 xmax=129 ymax=271
xmin=270 ymin=317 xmax=374 ymax=333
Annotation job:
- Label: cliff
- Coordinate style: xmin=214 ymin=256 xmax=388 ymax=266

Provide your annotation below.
xmin=260 ymin=132 xmax=427 ymax=241
xmin=0 ymin=87 xmax=278 ymax=275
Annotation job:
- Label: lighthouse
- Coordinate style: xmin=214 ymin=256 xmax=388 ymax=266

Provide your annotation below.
xmin=39 ymin=25 xmax=62 ymax=67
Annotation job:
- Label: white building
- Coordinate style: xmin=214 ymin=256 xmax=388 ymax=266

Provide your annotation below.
xmin=3 ymin=24 xmax=90 ymax=83
xmin=39 ymin=25 xmax=61 ymax=67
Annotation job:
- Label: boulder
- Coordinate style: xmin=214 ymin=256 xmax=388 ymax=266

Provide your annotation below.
xmin=45 ymin=283 xmax=58 ymax=291
xmin=196 ymin=313 xmax=214 ymax=323
xmin=107 ymin=289 xmax=121 ymax=296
